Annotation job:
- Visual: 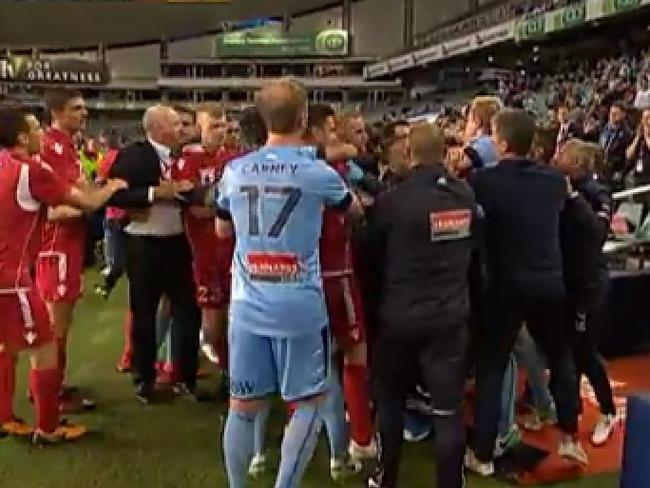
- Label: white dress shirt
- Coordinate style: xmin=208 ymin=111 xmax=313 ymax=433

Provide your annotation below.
xmin=125 ymin=138 xmax=184 ymax=237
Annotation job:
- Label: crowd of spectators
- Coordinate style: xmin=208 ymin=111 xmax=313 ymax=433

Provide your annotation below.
xmin=414 ymin=0 xmax=583 ymax=51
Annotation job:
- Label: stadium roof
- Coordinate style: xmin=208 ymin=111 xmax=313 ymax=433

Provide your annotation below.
xmin=0 ymin=0 xmax=343 ymax=50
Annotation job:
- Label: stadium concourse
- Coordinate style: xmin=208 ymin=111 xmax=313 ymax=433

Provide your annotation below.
xmin=3 ymin=1 xmax=650 ymax=488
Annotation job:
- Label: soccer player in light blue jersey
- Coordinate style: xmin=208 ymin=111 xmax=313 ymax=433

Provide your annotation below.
xmin=215 ymin=79 xmax=361 ymax=488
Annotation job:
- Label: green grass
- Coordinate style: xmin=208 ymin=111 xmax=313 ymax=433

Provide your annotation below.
xmin=0 ymin=272 xmax=619 ymax=488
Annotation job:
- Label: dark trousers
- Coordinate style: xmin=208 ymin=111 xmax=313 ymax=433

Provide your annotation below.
xmin=84 ymin=209 xmax=105 ymax=267
xmin=373 ymin=319 xmax=467 ymax=488
xmin=104 ymin=218 xmax=127 ymax=291
xmin=473 ymin=287 xmax=579 ymax=462
xmin=569 ymin=291 xmax=616 ymax=416
xmin=125 ymin=234 xmax=200 ymax=388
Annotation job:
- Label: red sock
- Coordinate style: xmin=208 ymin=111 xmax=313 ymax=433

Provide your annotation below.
xmin=122 ymin=311 xmax=133 ymax=360
xmin=343 ymin=363 xmax=374 ymax=446
xmin=0 ymin=349 xmax=16 ymax=423
xmin=56 ymin=336 xmax=67 ymax=388
xmin=286 ymin=401 xmax=297 ymax=422
xmin=30 ymin=368 xmax=60 ymax=433
xmin=215 ymin=335 xmax=229 ymax=372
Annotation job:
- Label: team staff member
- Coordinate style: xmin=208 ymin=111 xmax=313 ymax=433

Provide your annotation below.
xmin=107 ymin=105 xmax=200 ymax=404
xmin=0 ymin=104 xmax=126 ymax=443
xmin=555 ymin=139 xmax=619 ymax=446
xmin=35 ymin=89 xmax=95 ymax=413
xmin=366 ymin=123 xmax=477 ymax=488
xmin=465 ymin=110 xmax=587 ymax=476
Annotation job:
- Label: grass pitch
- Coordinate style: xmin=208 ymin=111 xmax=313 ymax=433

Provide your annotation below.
xmin=0 ymin=273 xmax=619 ymax=488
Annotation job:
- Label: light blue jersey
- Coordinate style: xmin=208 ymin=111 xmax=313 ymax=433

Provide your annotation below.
xmin=216 ymin=145 xmax=350 ymax=339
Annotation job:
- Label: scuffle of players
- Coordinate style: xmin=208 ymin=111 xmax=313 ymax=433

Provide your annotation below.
xmin=0 ymin=82 xmax=623 ymax=488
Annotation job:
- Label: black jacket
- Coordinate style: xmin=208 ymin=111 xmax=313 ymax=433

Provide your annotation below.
xmin=561 ymin=175 xmax=611 ymax=310
xmin=470 ymin=158 xmax=567 ymax=295
xmin=367 ymin=164 xmax=479 ymax=330
xmin=600 ymin=123 xmax=634 ymax=179
xmin=107 ymin=140 xmax=163 ymax=209
xmin=556 ymin=121 xmax=583 ymax=146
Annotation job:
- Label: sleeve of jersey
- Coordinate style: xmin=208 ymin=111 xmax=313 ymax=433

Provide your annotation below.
xmin=28 ymin=161 xmax=71 ymax=207
xmin=319 ymin=163 xmax=352 ymax=211
xmin=214 ymin=167 xmax=232 ymax=221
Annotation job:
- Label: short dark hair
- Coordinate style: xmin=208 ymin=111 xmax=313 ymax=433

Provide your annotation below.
xmin=381 ymin=120 xmax=409 ymax=147
xmin=307 ymin=104 xmax=335 ymax=132
xmin=239 ymin=106 xmax=267 ymax=148
xmin=172 ymin=104 xmax=196 ymax=122
xmin=493 ymin=109 xmax=535 ymax=156
xmin=44 ymin=88 xmax=83 ymax=114
xmin=611 ymin=100 xmax=627 ymax=113
xmin=0 ymin=103 xmax=29 ymax=149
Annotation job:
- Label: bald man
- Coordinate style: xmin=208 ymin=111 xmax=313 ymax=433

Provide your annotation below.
xmin=366 ymin=123 xmax=478 ymax=488
xmin=107 ymin=104 xmax=201 ymax=404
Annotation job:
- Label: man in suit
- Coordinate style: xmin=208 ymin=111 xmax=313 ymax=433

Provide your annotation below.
xmin=599 ymin=101 xmax=633 ymax=189
xmin=108 ymin=105 xmax=201 ymax=404
xmin=555 ymin=104 xmax=583 ymax=154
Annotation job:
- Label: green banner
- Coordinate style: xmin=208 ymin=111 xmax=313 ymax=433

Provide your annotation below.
xmin=601 ymin=0 xmax=642 ymax=15
xmin=215 ymin=26 xmax=349 ymax=57
xmin=546 ymin=2 xmax=586 ymax=33
xmin=515 ymin=14 xmax=546 ymax=41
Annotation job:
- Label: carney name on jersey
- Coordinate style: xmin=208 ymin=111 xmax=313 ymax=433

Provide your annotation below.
xmin=216 ymin=146 xmax=351 ymax=338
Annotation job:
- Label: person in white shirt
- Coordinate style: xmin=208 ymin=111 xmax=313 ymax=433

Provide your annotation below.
xmin=634 ymin=76 xmax=650 ymax=110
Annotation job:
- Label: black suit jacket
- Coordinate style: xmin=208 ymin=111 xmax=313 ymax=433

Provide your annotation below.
xmin=556 ymin=121 xmax=583 ymax=146
xmin=107 ymin=140 xmax=162 ymax=209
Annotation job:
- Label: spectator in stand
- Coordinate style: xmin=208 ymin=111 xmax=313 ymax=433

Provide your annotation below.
xmin=531 ymin=126 xmax=558 ymax=165
xmin=599 ymin=101 xmax=634 ymax=189
xmin=556 ymin=104 xmax=583 ymax=153
xmin=625 ymin=108 xmax=650 ymax=223
xmin=633 ymin=75 xmax=650 ymax=110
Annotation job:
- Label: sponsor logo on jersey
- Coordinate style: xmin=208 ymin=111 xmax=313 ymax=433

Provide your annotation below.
xmin=429 ymin=209 xmax=471 ymax=242
xmin=246 ymin=252 xmax=300 ymax=283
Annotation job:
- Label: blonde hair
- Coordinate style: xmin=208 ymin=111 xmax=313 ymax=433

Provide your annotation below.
xmin=561 ymin=139 xmax=600 ymax=174
xmin=196 ymin=102 xmax=225 ymax=120
xmin=256 ymin=78 xmax=307 ymax=135
xmin=470 ymin=96 xmax=503 ymax=133
xmin=410 ymin=122 xmax=444 ymax=164
xmin=335 ymin=109 xmax=364 ymax=142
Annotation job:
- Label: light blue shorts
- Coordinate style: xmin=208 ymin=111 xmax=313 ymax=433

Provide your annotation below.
xmin=228 ymin=326 xmax=330 ymax=402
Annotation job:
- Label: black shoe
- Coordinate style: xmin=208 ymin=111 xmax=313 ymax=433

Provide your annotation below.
xmin=366 ymin=470 xmax=386 ymax=488
xmin=217 ymin=375 xmax=230 ymax=403
xmin=135 ymin=383 xmax=153 ymax=406
xmin=0 ymin=427 xmax=7 ymax=439
xmin=173 ymin=383 xmax=215 ymax=403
